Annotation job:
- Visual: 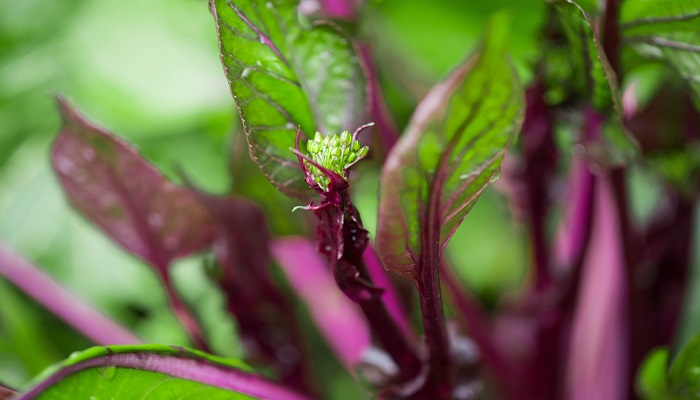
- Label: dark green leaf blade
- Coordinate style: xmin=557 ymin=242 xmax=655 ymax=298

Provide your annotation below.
xmin=376 ymin=19 xmax=524 ymax=280
xmin=622 ymin=0 xmax=700 ymax=103
xmin=16 ymin=345 xmax=310 ymax=400
xmin=210 ymin=0 xmax=366 ymax=198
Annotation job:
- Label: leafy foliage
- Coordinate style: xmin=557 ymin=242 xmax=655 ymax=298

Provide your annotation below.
xmin=376 ymin=18 xmax=524 ymax=281
xmin=6 ymin=0 xmax=700 ymax=399
xmin=210 ymin=0 xmax=366 ymax=197
xmin=543 ymin=1 xmax=615 ymax=110
xmin=621 ymin=0 xmax=700 ymax=104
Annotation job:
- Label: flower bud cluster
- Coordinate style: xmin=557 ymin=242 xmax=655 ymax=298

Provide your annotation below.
xmin=305 ymin=131 xmax=369 ymax=191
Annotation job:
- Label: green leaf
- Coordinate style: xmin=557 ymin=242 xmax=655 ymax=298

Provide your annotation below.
xmin=545 ymin=1 xmax=640 ymax=164
xmin=621 ymin=0 xmax=700 ymax=105
xmin=16 ymin=344 xmax=310 ymax=400
xmin=543 ymin=1 xmax=617 ymax=111
xmin=647 ymin=145 xmax=700 ymax=197
xmin=210 ymin=0 xmax=366 ymax=198
xmin=669 ymin=333 xmax=700 ymax=398
xmin=376 ymin=16 xmax=524 ymax=280
xmin=637 ymin=347 xmax=669 ymax=400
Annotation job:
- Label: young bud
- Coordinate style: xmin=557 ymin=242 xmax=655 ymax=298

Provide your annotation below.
xmin=357 ymin=146 xmax=369 ymax=158
xmin=340 ymin=130 xmax=351 ymax=145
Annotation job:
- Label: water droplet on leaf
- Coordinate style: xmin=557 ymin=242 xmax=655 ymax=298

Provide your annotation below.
xmin=101 ymin=366 xmax=116 ymax=382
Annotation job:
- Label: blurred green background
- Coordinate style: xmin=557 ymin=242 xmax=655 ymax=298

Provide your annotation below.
xmin=3 ymin=0 xmax=697 ymax=397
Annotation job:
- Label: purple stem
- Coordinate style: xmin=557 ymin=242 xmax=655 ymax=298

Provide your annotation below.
xmin=520 ymin=82 xmax=558 ymax=291
xmin=363 ymin=244 xmax=414 ymax=340
xmin=553 ymin=109 xmax=601 ymax=272
xmin=357 ymin=43 xmax=400 ymax=158
xmin=157 ymin=270 xmax=211 ymax=353
xmin=440 ymin=262 xmax=510 ymax=378
xmin=346 ymin=256 xmax=424 ymax=382
xmin=602 ymin=0 xmax=622 ymax=74
xmin=16 ymin=351 xmax=312 ymax=400
xmin=0 ymin=242 xmax=141 ymax=346
xmin=566 ymin=174 xmax=628 ymax=400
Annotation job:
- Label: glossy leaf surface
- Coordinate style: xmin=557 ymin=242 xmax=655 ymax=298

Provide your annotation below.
xmin=210 ymin=0 xmax=366 ymax=197
xmin=52 ymin=99 xmax=214 ymax=269
xmin=16 ymin=345 xmax=310 ymax=400
xmin=376 ymin=20 xmax=524 ymax=280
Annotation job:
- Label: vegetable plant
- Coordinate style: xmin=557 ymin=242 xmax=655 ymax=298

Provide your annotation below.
xmin=2 ymin=0 xmax=700 ymax=399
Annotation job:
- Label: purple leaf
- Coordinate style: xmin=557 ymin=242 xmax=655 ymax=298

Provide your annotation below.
xmin=0 ymin=242 xmax=141 ymax=346
xmin=193 ymin=193 xmax=315 ymax=394
xmin=52 ymin=98 xmax=215 ymax=270
xmin=52 ymin=98 xmax=213 ymax=351
xmin=272 ymin=237 xmax=371 ymax=370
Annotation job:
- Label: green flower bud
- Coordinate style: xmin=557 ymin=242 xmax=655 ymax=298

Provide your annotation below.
xmin=340 ymin=130 xmax=351 ymax=145
xmin=357 ymin=146 xmax=369 ymax=158
xmin=301 ymin=126 xmax=372 ymax=191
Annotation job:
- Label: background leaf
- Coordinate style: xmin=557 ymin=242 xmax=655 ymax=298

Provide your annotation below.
xmin=52 ymin=99 xmax=214 ymax=270
xmin=376 ymin=17 xmax=524 ymax=280
xmin=669 ymin=333 xmax=700 ymax=398
xmin=543 ymin=1 xmax=617 ymax=111
xmin=210 ymin=0 xmax=366 ymax=197
xmin=636 ymin=347 xmax=669 ymax=400
xmin=15 ymin=344 xmax=310 ymax=400
xmin=621 ymin=0 xmax=700 ymax=105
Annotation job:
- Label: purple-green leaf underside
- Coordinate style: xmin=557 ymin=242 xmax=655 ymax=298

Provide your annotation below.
xmin=376 ymin=24 xmax=524 ymax=281
xmin=210 ymin=0 xmax=366 ymax=198
xmin=52 ymin=98 xmax=215 ymax=270
xmin=16 ymin=344 xmax=311 ymax=400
